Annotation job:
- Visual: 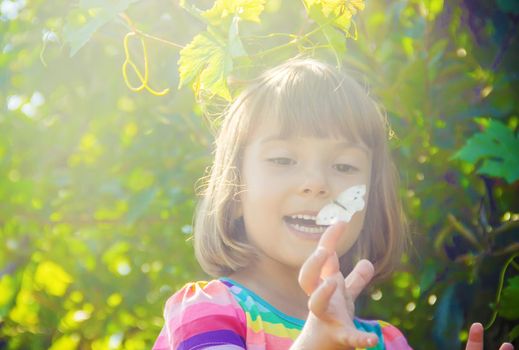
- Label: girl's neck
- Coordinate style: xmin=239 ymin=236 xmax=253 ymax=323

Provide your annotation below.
xmin=227 ymin=255 xmax=309 ymax=320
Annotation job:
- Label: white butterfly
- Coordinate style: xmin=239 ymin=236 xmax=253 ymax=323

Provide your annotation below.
xmin=316 ymin=184 xmax=366 ymax=225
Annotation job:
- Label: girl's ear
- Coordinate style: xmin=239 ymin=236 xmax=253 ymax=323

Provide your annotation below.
xmin=232 ymin=183 xmax=246 ymax=217
xmin=234 ymin=201 xmax=243 ymax=219
xmin=232 ymin=192 xmax=243 ymax=219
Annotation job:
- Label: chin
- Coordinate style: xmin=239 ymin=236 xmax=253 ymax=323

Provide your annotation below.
xmin=285 ymin=251 xmax=315 ymax=270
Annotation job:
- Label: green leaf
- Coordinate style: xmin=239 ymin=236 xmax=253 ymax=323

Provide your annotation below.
xmin=63 ymin=0 xmax=140 ymax=56
xmin=434 ymin=284 xmax=463 ymax=349
xmin=0 ymin=275 xmax=16 ymax=316
xmin=303 ymin=0 xmax=364 ymax=62
xmin=509 ymin=324 xmax=519 ymax=342
xmin=307 ymin=3 xmax=346 ymax=60
xmin=497 ymin=0 xmax=519 ymax=14
xmin=499 ymin=276 xmax=519 ymax=320
xmin=419 ymin=260 xmax=438 ymax=295
xmin=228 ymin=16 xmax=248 ymax=58
xmin=202 ymin=0 xmax=266 ymax=26
xmin=451 ymin=120 xmax=519 ymax=183
xmin=178 ymin=31 xmax=233 ymax=100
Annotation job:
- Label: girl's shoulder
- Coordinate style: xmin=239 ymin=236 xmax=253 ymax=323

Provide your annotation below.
xmin=164 ymin=279 xmax=239 ymax=308
xmin=153 ymin=280 xmax=247 ymax=350
xmin=162 ymin=279 xmax=247 ymax=324
xmin=355 ymin=318 xmax=413 ymax=350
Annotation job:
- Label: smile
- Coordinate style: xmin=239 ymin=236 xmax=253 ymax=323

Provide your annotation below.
xmin=283 ymin=214 xmax=329 ymax=236
xmin=288 ymin=223 xmax=326 ymax=234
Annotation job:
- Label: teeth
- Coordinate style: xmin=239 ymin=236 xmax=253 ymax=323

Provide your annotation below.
xmin=290 ymin=214 xmax=317 ymax=221
xmin=289 ymin=223 xmax=326 ymax=234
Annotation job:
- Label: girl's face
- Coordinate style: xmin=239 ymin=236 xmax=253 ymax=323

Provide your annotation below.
xmin=239 ymin=118 xmax=373 ymax=270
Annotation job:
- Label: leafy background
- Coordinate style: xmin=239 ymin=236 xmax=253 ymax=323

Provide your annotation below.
xmin=0 ymin=0 xmax=518 ymax=349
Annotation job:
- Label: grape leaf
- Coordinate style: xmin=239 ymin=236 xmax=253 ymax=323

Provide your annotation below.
xmin=63 ymin=0 xmax=140 ymax=56
xmin=304 ymin=0 xmax=365 ymax=60
xmin=202 ymin=0 xmax=266 ymax=26
xmin=228 ymin=16 xmax=248 ymax=58
xmin=498 ymin=276 xmax=519 ymax=320
xmin=178 ymin=30 xmax=233 ymax=100
xmin=305 ymin=0 xmax=365 ymax=19
xmin=451 ymin=120 xmax=519 ymax=183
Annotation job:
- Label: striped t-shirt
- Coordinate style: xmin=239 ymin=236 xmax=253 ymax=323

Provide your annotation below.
xmin=152 ymin=279 xmax=412 ymax=350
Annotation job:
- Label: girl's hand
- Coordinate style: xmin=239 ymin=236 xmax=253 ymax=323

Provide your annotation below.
xmin=297 ymin=221 xmax=378 ymax=349
xmin=465 ymin=323 xmax=514 ymax=350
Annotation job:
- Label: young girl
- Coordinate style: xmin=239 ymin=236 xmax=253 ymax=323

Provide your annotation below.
xmin=152 ymin=59 xmax=513 ymax=350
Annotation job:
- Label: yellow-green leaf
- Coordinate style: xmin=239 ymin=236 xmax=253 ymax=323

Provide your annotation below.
xmin=178 ymin=31 xmax=232 ymax=100
xmin=202 ymin=0 xmax=266 ymax=26
xmin=305 ymin=0 xmax=364 ymax=19
xmin=0 ymin=275 xmax=15 ymax=307
xmin=423 ymin=0 xmax=444 ymax=21
xmin=35 ymin=261 xmax=73 ymax=297
xmin=49 ymin=334 xmax=80 ymax=350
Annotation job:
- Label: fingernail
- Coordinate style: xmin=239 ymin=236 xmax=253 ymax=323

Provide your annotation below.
xmin=367 ymin=338 xmax=373 ymax=346
xmin=322 ymin=277 xmax=335 ymax=288
xmin=314 ymin=247 xmax=327 ymax=258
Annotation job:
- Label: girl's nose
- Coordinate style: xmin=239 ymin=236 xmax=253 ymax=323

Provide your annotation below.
xmin=299 ymin=170 xmax=330 ymax=197
xmin=301 ymin=187 xmax=328 ymax=196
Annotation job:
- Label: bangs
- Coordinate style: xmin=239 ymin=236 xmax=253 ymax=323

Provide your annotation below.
xmin=244 ymin=61 xmax=381 ymax=148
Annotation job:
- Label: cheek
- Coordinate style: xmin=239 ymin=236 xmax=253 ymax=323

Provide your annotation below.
xmin=244 ymin=172 xmax=290 ymax=200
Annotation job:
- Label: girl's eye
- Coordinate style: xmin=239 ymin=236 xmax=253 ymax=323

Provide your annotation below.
xmin=334 ymin=163 xmax=358 ymax=173
xmin=268 ymin=157 xmax=296 ymax=166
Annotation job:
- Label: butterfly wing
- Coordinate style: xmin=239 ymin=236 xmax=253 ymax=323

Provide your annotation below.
xmin=316 ymin=203 xmax=345 ymax=225
xmin=336 ymin=185 xmax=366 ymax=212
xmin=316 ymin=185 xmax=367 ymax=225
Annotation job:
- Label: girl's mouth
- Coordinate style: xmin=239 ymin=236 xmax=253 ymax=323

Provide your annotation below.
xmin=283 ymin=215 xmax=329 ymax=235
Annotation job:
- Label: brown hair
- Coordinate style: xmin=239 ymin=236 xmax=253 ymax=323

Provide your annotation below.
xmin=194 ymin=58 xmax=408 ymax=281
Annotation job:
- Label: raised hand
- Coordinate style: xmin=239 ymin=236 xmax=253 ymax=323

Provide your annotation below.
xmin=465 ymin=323 xmax=514 ymax=350
xmin=296 ymin=221 xmax=378 ymax=349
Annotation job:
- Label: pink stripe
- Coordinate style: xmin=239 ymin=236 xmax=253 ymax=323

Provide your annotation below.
xmin=151 ymin=329 xmax=169 ymax=350
xmin=383 ymin=324 xmax=413 ymax=349
xmin=246 ymin=328 xmax=265 ymax=344
xmin=173 ymin=315 xmax=246 ymax=342
xmin=264 ymin=332 xmax=294 ymax=348
xmin=167 ymin=302 xmax=245 ymax=330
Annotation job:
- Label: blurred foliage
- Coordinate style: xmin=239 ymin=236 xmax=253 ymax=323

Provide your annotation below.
xmin=0 ymin=0 xmax=518 ymax=349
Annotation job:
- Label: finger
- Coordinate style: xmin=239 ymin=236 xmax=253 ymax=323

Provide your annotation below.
xmin=318 ymin=221 xmax=347 ymax=253
xmin=321 ymin=252 xmax=340 ymax=277
xmin=499 ymin=343 xmax=514 ymax=350
xmin=339 ymin=328 xmax=379 ymax=349
xmin=344 ymin=259 xmax=375 ymax=300
xmin=298 ymin=247 xmax=329 ymax=295
xmin=308 ymin=277 xmax=337 ymax=319
xmin=465 ymin=323 xmax=483 ymax=350
xmin=317 ymin=222 xmax=346 ymax=277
